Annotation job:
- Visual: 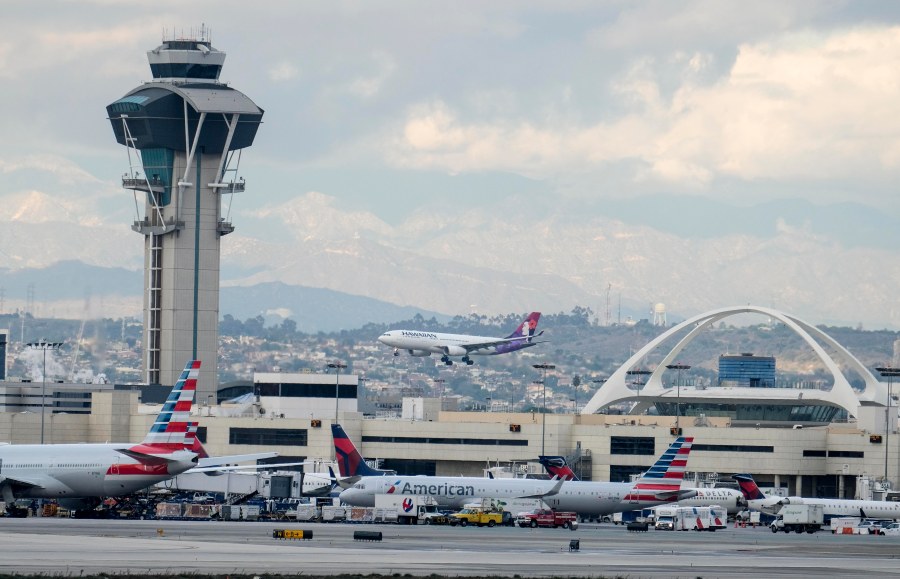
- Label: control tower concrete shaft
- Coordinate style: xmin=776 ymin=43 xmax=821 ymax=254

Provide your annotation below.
xmin=106 ymin=33 xmax=263 ymax=398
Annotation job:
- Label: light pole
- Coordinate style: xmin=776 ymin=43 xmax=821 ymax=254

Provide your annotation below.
xmin=26 ymin=340 xmax=62 ymax=445
xmin=876 ymin=366 xmax=900 ymax=483
xmin=666 ymin=363 xmax=691 ymax=434
xmin=327 ymin=362 xmax=347 ymax=425
xmin=626 ymin=369 xmax=651 ymax=396
xmin=533 ymin=363 xmax=556 ymax=456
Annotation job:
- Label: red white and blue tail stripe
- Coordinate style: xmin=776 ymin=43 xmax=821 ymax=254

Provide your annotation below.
xmin=136 ymin=360 xmax=199 ymax=452
xmin=624 ymin=436 xmax=693 ymax=503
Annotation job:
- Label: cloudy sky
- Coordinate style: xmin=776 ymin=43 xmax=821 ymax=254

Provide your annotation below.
xmin=3 ymin=1 xmax=900 ymax=326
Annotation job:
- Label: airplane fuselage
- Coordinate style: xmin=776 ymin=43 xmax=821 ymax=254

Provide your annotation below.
xmin=749 ymin=496 xmax=900 ymax=519
xmin=0 ymin=443 xmax=197 ymax=499
xmin=341 ymin=476 xmax=680 ymax=516
xmin=378 ymin=331 xmax=533 ymax=357
xmin=678 ymin=488 xmax=745 ymax=514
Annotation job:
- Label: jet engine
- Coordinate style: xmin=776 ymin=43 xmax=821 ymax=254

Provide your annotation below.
xmin=407 ymin=349 xmax=431 ymax=357
xmin=443 ymin=346 xmax=468 ymax=357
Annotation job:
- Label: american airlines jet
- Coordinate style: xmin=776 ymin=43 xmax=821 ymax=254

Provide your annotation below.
xmin=339 ymin=437 xmax=698 ymax=517
xmin=539 ymin=454 xmax=746 ymax=514
xmin=735 ymin=473 xmax=900 ymax=520
xmin=378 ymin=312 xmax=545 ymax=365
xmin=0 ymin=360 xmax=201 ymax=515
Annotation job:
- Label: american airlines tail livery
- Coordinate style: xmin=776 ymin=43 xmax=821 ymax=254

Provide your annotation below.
xmin=340 ymin=437 xmax=698 ymax=516
xmin=0 ymin=360 xmax=201 ymax=515
xmin=378 ymin=312 xmax=545 ymax=365
xmin=734 ymin=473 xmax=900 ymax=520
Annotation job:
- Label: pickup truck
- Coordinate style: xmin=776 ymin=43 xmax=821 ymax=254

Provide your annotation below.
xmin=515 ymin=509 xmax=579 ymax=530
xmin=449 ymin=507 xmax=503 ymax=527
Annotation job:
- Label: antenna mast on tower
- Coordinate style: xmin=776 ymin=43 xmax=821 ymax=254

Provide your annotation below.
xmin=605 ymin=283 xmax=611 ymax=327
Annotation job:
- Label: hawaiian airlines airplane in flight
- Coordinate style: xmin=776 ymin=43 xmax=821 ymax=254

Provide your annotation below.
xmin=539 ymin=454 xmax=745 ymax=514
xmin=377 ymin=312 xmax=545 ymax=365
xmin=734 ymin=473 xmax=900 ymax=520
xmin=0 ymin=360 xmax=201 ymax=515
xmin=339 ymin=437 xmax=697 ymax=517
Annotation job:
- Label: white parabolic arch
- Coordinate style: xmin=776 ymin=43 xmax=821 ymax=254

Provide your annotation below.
xmin=579 ymin=305 xmax=885 ymax=418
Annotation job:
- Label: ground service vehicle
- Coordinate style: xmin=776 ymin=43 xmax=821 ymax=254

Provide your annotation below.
xmin=770 ymin=504 xmax=824 ymax=534
xmin=374 ymin=494 xmax=438 ymax=525
xmin=654 ymin=506 xmax=678 ymax=530
xmin=515 ymin=509 xmax=578 ymax=529
xmin=676 ymin=506 xmax=717 ymax=531
xmin=450 ymin=504 xmax=504 ymax=527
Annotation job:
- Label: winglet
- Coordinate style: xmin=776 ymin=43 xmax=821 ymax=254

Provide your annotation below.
xmin=538 ymin=455 xmax=580 ymax=481
xmin=520 ymin=476 xmax=565 ymax=499
xmin=732 ymin=473 xmax=767 ymax=501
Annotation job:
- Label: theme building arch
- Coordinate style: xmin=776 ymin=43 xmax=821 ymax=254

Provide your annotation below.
xmin=580 ymin=305 xmax=885 ymax=418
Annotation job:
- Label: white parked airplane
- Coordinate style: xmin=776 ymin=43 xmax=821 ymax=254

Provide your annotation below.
xmin=378 ymin=312 xmax=545 ymax=365
xmin=539 ymin=455 xmax=745 ymax=514
xmin=0 ymin=360 xmax=201 ymax=515
xmin=735 ymin=473 xmax=900 ymax=520
xmin=339 ymin=437 xmax=698 ymax=517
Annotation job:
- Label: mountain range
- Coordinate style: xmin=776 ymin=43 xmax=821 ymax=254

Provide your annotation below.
xmin=1 ymin=190 xmax=898 ymax=331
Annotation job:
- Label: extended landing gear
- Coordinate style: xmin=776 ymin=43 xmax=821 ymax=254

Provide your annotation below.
xmin=441 ymin=355 xmax=454 ymax=366
xmin=392 ymin=349 xmax=400 ymax=357
xmin=462 ymin=356 xmax=474 ymax=366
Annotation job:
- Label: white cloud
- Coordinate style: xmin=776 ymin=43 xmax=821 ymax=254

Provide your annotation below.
xmin=383 ymin=25 xmax=900 ymax=196
xmin=268 ymin=61 xmax=299 ymax=82
xmin=345 ymin=52 xmax=397 ymax=99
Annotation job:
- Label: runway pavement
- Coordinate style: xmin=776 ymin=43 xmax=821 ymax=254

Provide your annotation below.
xmin=2 ymin=518 xmax=900 ymax=578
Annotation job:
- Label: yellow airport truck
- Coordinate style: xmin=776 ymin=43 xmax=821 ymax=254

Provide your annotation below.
xmin=449 ymin=503 xmax=504 ymax=527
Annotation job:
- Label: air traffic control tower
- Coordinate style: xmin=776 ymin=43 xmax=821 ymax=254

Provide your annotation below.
xmin=106 ymin=32 xmax=263 ymax=399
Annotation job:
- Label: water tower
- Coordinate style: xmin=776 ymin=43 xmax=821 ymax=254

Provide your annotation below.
xmin=106 ymin=29 xmax=263 ymax=399
xmin=652 ymin=302 xmax=667 ymax=326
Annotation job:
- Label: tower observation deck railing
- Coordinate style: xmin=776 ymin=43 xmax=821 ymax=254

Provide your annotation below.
xmin=208 ymin=179 xmax=246 ymax=194
xmin=132 ymin=216 xmax=183 ymax=236
xmin=123 ymin=176 xmax=166 ymax=194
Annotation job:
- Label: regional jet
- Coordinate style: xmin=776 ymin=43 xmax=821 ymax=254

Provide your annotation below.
xmin=735 ymin=473 xmax=900 ymax=520
xmin=339 ymin=437 xmax=697 ymax=517
xmin=378 ymin=312 xmax=545 ymax=365
xmin=0 ymin=360 xmax=201 ymax=516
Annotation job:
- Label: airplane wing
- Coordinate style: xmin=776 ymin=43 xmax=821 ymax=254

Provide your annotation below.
xmin=0 ymin=474 xmax=45 ymax=490
xmin=116 ymin=448 xmax=186 ymax=466
xmin=189 ymin=461 xmax=310 ymax=474
xmin=330 ymin=466 xmax=361 ymax=490
xmin=459 ymin=332 xmax=550 ymax=354
xmin=518 ymin=477 xmax=565 ymax=499
xmin=196 ymin=452 xmax=279 ymax=468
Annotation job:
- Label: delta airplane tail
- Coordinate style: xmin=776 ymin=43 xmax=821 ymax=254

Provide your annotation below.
xmin=538 ymin=455 xmax=580 ymax=481
xmin=624 ymin=436 xmax=694 ymax=503
xmin=506 ymin=312 xmax=541 ymax=342
xmin=332 ymin=424 xmax=394 ymax=478
xmin=732 ymin=473 xmax=768 ymax=501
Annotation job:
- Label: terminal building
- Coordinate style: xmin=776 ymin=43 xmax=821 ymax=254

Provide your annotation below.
xmin=0 ymin=306 xmax=897 ymax=501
